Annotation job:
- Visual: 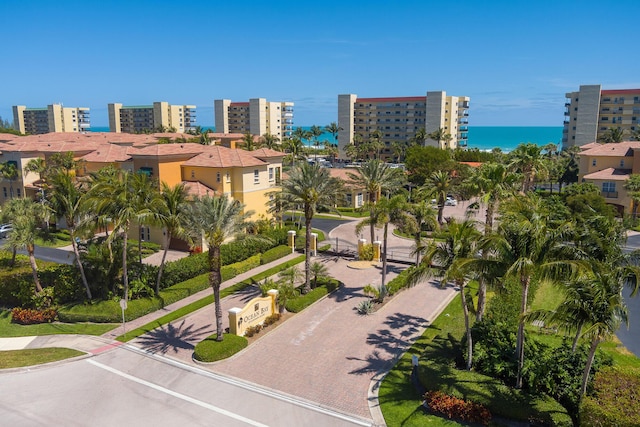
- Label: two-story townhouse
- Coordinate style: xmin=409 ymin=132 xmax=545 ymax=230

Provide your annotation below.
xmin=578 ymin=141 xmax=640 ymax=215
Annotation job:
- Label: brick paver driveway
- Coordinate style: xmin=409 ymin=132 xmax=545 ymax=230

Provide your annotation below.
xmin=213 ymin=256 xmax=456 ymax=421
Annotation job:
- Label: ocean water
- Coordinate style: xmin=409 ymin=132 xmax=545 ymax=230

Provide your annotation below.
xmin=89 ymin=125 xmax=564 ymax=152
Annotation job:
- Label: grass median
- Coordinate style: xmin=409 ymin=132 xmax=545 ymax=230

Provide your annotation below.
xmin=116 ymin=254 xmax=306 ymax=342
xmin=0 ymin=310 xmax=117 ymax=338
xmin=0 ymin=347 xmax=85 ymax=369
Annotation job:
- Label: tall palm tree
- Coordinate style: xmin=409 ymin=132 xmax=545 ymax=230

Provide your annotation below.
xmin=240 ymin=132 xmax=259 ymax=151
xmin=49 ymin=172 xmax=93 ymax=300
xmin=283 ymin=137 xmax=305 ymax=167
xmin=377 ymin=195 xmax=412 ymax=287
xmin=367 ymin=130 xmax=385 ymax=160
xmin=152 ymin=182 xmax=189 ymax=295
xmin=281 ymin=163 xmax=343 ymax=292
xmin=309 ymin=125 xmax=323 ymax=159
xmin=508 ymin=143 xmax=546 ymax=192
xmin=411 ymin=127 xmax=428 ymax=146
xmin=1 ymin=161 xmax=19 ymax=199
xmin=347 ymin=159 xmax=405 ymax=244
xmin=184 ymin=195 xmax=252 ymax=341
xmin=325 ymin=122 xmax=342 ymax=143
xmin=408 ymin=219 xmax=481 ymax=370
xmin=598 ymin=127 xmax=625 ymax=143
xmin=130 ymin=172 xmax=162 ymax=266
xmin=422 ymin=170 xmax=453 ymax=225
xmin=485 ymin=193 xmax=577 ymax=388
xmin=4 ymin=198 xmax=49 ymax=294
xmin=87 ymin=169 xmax=154 ymax=302
xmin=428 ymin=128 xmax=451 ymax=149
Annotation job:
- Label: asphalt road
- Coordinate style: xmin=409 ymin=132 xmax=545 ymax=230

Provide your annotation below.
xmin=0 ymin=345 xmax=370 ymax=427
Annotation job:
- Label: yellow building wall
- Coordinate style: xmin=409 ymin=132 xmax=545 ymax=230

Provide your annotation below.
xmin=582 ymin=178 xmax=630 ymax=213
xmin=578 ymin=155 xmax=629 ymax=180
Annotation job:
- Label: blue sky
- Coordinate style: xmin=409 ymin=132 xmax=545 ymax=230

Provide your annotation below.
xmin=1 ymin=0 xmax=639 ymax=127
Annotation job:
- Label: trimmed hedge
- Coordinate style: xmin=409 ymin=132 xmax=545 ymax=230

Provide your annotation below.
xmin=59 ymin=254 xmax=263 ymax=323
xmin=386 ymin=267 xmax=412 ymax=296
xmin=260 ymin=245 xmax=292 ymax=265
xmin=285 ymin=278 xmax=340 ymax=313
xmin=193 ymin=333 xmax=248 ymax=362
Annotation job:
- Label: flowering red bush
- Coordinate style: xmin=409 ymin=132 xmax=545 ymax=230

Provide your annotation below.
xmin=424 ymin=390 xmax=492 ymax=425
xmin=11 ymin=307 xmax=58 ymax=325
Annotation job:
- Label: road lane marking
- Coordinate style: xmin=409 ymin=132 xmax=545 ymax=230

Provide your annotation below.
xmin=86 ymin=359 xmax=268 ymax=427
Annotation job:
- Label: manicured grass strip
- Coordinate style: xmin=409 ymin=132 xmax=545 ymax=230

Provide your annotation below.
xmin=0 ymin=310 xmax=117 ymax=338
xmin=116 ymin=255 xmax=307 ymax=342
xmin=193 ymin=333 xmax=248 ymax=362
xmin=0 ymin=347 xmax=85 ymax=369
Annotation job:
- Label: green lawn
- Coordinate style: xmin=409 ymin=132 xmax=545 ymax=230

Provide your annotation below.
xmin=0 ymin=347 xmax=85 ymax=369
xmin=0 ymin=310 xmax=117 ymax=337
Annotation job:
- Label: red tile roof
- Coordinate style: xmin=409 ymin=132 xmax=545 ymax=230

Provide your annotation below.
xmin=182 ymin=181 xmax=217 ymax=198
xmin=250 ymin=148 xmax=285 ymax=159
xmin=183 ymin=145 xmax=266 ymax=168
xmin=459 ymin=161 xmax=482 ymax=168
xmin=579 ymin=141 xmax=640 ymax=157
xmin=81 ymin=144 xmax=133 ymax=163
xmin=129 ymin=143 xmax=205 ymax=157
xmin=583 ymin=167 xmax=631 ymax=181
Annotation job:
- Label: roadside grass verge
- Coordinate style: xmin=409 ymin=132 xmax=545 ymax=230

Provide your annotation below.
xmin=116 ymin=254 xmax=306 ymax=342
xmin=193 ymin=333 xmax=248 ymax=362
xmin=0 ymin=347 xmax=85 ymax=369
xmin=0 ymin=310 xmax=117 ymax=337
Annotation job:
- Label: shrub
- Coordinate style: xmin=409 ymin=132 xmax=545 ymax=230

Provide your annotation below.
xmin=11 ymin=307 xmax=57 ymax=325
xmin=285 ymin=287 xmax=327 ymax=313
xmin=386 ymin=268 xmax=412 ymax=296
xmin=260 ymin=245 xmax=292 ymax=265
xmin=244 ymin=324 xmax=263 ymax=337
xmin=193 ymin=333 xmax=248 ymax=362
xmin=424 ymin=390 xmax=492 ymax=425
xmin=579 ymin=367 xmax=640 ymax=427
xmin=357 ymin=299 xmax=374 ymax=315
xmin=358 ymin=243 xmax=374 ymax=261
xmin=263 ymin=313 xmax=281 ymax=326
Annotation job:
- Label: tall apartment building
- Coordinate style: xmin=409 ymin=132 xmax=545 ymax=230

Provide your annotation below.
xmin=214 ymin=98 xmax=294 ymax=140
xmin=108 ymin=102 xmax=196 ymax=133
xmin=563 ymin=85 xmax=640 ymax=148
xmin=12 ymin=104 xmax=90 ymax=134
xmin=337 ymin=91 xmax=469 ymax=159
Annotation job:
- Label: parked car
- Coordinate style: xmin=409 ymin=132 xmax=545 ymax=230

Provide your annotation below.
xmin=0 ymin=223 xmax=12 ymax=238
xmin=445 ymin=197 xmax=458 ymax=206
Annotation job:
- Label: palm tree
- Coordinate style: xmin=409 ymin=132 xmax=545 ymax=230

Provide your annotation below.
xmin=325 ymin=122 xmax=342 ymax=142
xmin=309 ymin=125 xmax=323 ymax=159
xmin=376 ymin=195 xmax=412 ymax=287
xmin=408 ymin=219 xmax=481 ymax=370
xmin=4 ymin=198 xmax=49 ymax=294
xmin=422 ymin=170 xmax=453 ymax=225
xmin=428 ymin=128 xmax=452 ymax=149
xmin=347 ymin=159 xmax=405 ymax=244
xmin=152 ymin=182 xmax=188 ymax=295
xmin=411 ymin=128 xmax=428 ymax=146
xmin=624 ymin=174 xmax=640 ymax=221
xmin=281 ymin=163 xmax=343 ymax=292
xmin=1 ymin=161 xmax=19 ymax=199
xmin=508 ymin=143 xmax=547 ymax=192
xmin=283 ymin=137 xmax=306 ymax=167
xmin=183 ymin=195 xmax=253 ymax=341
xmin=464 ymin=162 xmax=520 ymax=321
xmin=130 ymin=173 xmax=162 ymax=266
xmin=408 ymin=199 xmax=438 ymax=265
xmin=367 ymin=130 xmax=385 ymax=160
xmin=49 ymin=172 xmax=93 ymax=300
xmin=484 ymin=193 xmax=577 ymax=388
xmin=310 ymin=261 xmax=330 ymax=288
xmin=86 ymin=169 xmax=154 ymax=302
xmin=598 ymin=127 xmax=625 ymax=143
xmin=240 ymin=132 xmax=259 ymax=151
xmin=260 ymin=133 xmax=280 ymax=150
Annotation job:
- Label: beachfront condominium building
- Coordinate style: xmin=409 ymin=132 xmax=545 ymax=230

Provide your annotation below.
xmin=108 ymin=102 xmax=196 ymax=134
xmin=337 ymin=91 xmax=470 ymax=159
xmin=214 ymin=98 xmax=294 ymax=140
xmin=12 ymin=104 xmax=90 ymax=134
xmin=563 ymin=85 xmax=640 ymax=148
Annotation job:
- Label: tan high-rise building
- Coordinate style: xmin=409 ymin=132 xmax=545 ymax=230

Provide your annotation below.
xmin=12 ymin=104 xmax=90 ymax=134
xmin=563 ymin=85 xmax=640 ymax=148
xmin=108 ymin=102 xmax=196 ymax=133
xmin=214 ymin=98 xmax=294 ymax=140
xmin=337 ymin=91 xmax=469 ymax=159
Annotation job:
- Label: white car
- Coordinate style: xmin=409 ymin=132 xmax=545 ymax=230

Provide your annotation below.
xmin=445 ymin=197 xmax=458 ymax=206
xmin=0 ymin=223 xmax=12 ymax=238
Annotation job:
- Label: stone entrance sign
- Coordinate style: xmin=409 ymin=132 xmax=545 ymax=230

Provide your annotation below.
xmin=228 ymin=289 xmax=278 ymax=336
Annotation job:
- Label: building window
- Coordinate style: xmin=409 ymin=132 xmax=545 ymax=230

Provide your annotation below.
xmin=254 ymin=170 xmax=260 ymax=184
xmin=269 ymin=167 xmax=274 ymax=181
xmin=16 ymin=189 xmax=21 ymax=197
xmin=2 ymin=187 xmax=6 ymax=198
xmin=602 ymin=182 xmax=616 ymax=193
xmin=346 ymin=193 xmax=352 ymax=206
xmin=191 ymin=170 xmax=195 ymax=179
xmin=216 ymin=172 xmax=221 ymax=183
xmin=356 ymin=193 xmax=363 ymax=207
xmin=139 ymin=167 xmax=153 ymax=177
xmin=592 ymin=159 xmax=597 ymax=166
xmin=620 ymin=160 xmax=625 ymax=167
xmin=226 ymin=172 xmax=231 ymax=183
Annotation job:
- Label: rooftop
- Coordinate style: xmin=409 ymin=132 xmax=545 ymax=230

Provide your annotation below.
xmin=579 ymin=141 xmax=640 ymax=157
xmin=583 ymin=167 xmax=632 ymax=181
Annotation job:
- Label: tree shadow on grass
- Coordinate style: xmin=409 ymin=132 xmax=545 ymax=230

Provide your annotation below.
xmin=135 ymin=319 xmax=212 ymax=354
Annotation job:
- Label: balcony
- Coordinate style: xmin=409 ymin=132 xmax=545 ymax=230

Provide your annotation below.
xmin=459 ymin=126 xmax=468 ymax=132
xmin=601 ymin=191 xmax=618 ymax=199
xmin=458 ymin=118 xmax=468 ymax=124
xmin=564 ymin=110 xmax=570 ymax=116
xmin=458 ymin=101 xmax=470 ymax=109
